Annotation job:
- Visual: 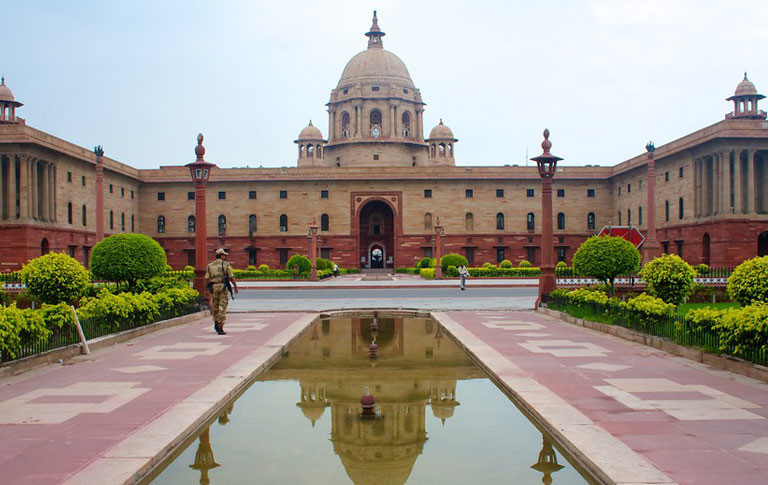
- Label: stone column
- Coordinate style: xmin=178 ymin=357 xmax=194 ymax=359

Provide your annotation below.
xmin=95 ymin=148 xmax=105 ymax=240
xmin=41 ymin=161 xmax=49 ymax=221
xmin=733 ymin=150 xmax=743 ymax=214
xmin=693 ymin=159 xmax=699 ymax=217
xmin=746 ymin=150 xmax=755 ymax=214
xmin=389 ymin=104 xmax=395 ymax=137
xmin=642 ymin=144 xmax=662 ymax=262
xmin=8 ymin=155 xmax=17 ymax=219
xmin=0 ymin=155 xmax=5 ymax=219
xmin=30 ymin=159 xmax=38 ymax=220
xmin=48 ymin=164 xmax=55 ymax=222
xmin=18 ymin=155 xmax=28 ymax=220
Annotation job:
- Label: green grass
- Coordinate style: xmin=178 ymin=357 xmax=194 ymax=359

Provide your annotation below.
xmin=676 ymin=302 xmax=739 ymax=316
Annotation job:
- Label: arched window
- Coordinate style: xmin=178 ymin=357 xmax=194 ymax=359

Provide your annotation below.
xmin=431 ymin=144 xmax=436 ymax=157
xmin=341 ymin=112 xmax=350 ymax=138
xmin=187 ymin=215 xmax=195 ymax=233
xmin=424 ymin=212 xmax=432 ymax=230
xmin=557 ymin=212 xmax=565 ymax=230
xmin=496 ymin=212 xmax=505 ymax=230
xmin=665 ymin=200 xmax=670 ymax=222
xmin=527 ymin=212 xmax=535 ymax=231
xmin=81 ymin=205 xmax=87 ymax=226
xmin=279 ymin=214 xmax=288 ymax=232
xmin=316 ymin=144 xmax=322 ymax=158
xmin=299 ymin=145 xmax=304 ymax=157
xmin=401 ymin=111 xmax=410 ymax=137
xmin=248 ymin=214 xmax=257 ymax=235
xmin=131 ymin=214 xmax=134 ymax=232
xmin=679 ymin=197 xmax=684 ymax=219
xmin=627 ymin=209 xmax=632 ymax=226
xmin=448 ymin=143 xmax=453 ymax=157
xmin=587 ymin=212 xmax=595 ymax=230
xmin=157 ymin=215 xmax=165 ymax=233
xmin=67 ymin=202 xmax=73 ymax=224
xmin=618 ymin=211 xmax=622 ymax=225
xmin=218 ymin=215 xmax=226 ymax=236
xmin=465 ymin=213 xmax=474 ymax=231
xmin=369 ymin=109 xmax=382 ymax=137
xmin=321 ymin=214 xmax=329 ymax=231
xmin=439 ymin=143 xmax=446 ymax=156
xmin=638 ymin=206 xmax=643 ymax=226
xmin=121 ymin=212 xmax=125 ymax=231
xmin=307 ymin=145 xmax=314 ymax=157
xmin=110 ymin=210 xmax=114 ymax=230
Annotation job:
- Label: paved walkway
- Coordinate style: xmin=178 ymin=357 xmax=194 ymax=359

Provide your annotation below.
xmin=238 ymin=273 xmax=537 ymax=289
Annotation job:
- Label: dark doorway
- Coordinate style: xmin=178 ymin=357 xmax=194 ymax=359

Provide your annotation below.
xmin=370 ymin=245 xmax=384 ymax=268
xmin=41 ymin=238 xmax=50 ymax=255
xmin=759 ymin=231 xmax=768 ymax=257
xmin=358 ymin=200 xmax=395 ymax=269
xmin=702 ymin=233 xmax=711 ymax=265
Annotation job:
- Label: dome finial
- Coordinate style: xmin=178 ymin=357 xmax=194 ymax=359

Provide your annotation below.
xmin=195 ymin=133 xmax=205 ymax=160
xmin=745 ymin=72 xmax=749 ymax=80
xmin=541 ymin=128 xmax=552 ymax=153
xmin=308 ymin=119 xmax=313 ymax=126
xmin=365 ymin=10 xmax=385 ymax=49
xmin=1 ymin=77 xmax=4 ymax=86
xmin=439 ymin=118 xmax=443 ymax=125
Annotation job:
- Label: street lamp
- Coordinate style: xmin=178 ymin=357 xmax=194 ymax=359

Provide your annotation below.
xmin=308 ymin=217 xmax=319 ymax=280
xmin=531 ymin=129 xmax=563 ymax=307
xmin=186 ymin=134 xmax=217 ymax=297
xmin=642 ymin=141 xmax=662 ymax=262
xmin=93 ymin=145 xmax=106 ymax=242
xmin=434 ymin=217 xmax=444 ymax=279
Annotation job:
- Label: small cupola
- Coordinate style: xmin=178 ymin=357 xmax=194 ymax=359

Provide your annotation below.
xmin=0 ymin=77 xmax=24 ymax=125
xmin=295 ymin=120 xmax=327 ymax=167
xmin=426 ymin=119 xmax=458 ymax=165
xmin=365 ymin=10 xmax=385 ymax=49
xmin=726 ymin=73 xmax=766 ymax=120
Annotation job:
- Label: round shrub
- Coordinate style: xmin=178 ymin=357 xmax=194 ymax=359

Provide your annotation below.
xmin=639 ymin=254 xmax=696 ymax=305
xmin=499 ymin=259 xmax=513 ymax=269
xmin=695 ymin=263 xmax=710 ymax=276
xmin=315 ymin=258 xmax=328 ymax=271
xmin=183 ymin=265 xmax=195 ymax=272
xmin=428 ymin=258 xmax=437 ymax=268
xmin=258 ymin=264 xmax=270 ymax=271
xmin=728 ymin=256 xmax=768 ymax=306
xmin=246 ymin=265 xmax=257 ymax=271
xmin=417 ymin=257 xmax=433 ymax=269
xmin=556 ymin=261 xmax=567 ymax=269
xmin=573 ymin=235 xmax=640 ymax=296
xmin=91 ymin=234 xmax=167 ymax=289
xmin=518 ymin=260 xmax=532 ymax=268
xmin=440 ymin=253 xmax=468 ymax=271
xmin=20 ymin=252 xmax=91 ymax=304
xmin=165 ymin=264 xmax=173 ymax=273
xmin=482 ymin=262 xmax=495 ymax=269
xmin=286 ymin=254 xmax=311 ymax=274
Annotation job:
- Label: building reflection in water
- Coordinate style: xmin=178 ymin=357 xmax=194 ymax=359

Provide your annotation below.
xmin=189 ymin=315 xmax=567 ymax=485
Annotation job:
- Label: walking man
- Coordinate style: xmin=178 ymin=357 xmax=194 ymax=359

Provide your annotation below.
xmin=205 ymin=248 xmax=238 ymax=335
xmin=333 ymin=262 xmax=339 ymax=277
xmin=458 ymin=263 xmax=469 ymax=290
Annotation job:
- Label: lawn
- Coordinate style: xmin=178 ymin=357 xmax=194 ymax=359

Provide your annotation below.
xmin=676 ymin=302 xmax=739 ymax=316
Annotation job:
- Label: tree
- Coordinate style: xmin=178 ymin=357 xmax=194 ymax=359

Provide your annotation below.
xmin=90 ymin=234 xmax=167 ymax=290
xmin=640 ymin=254 xmax=696 ymax=305
xmin=20 ymin=252 xmax=91 ymax=304
xmin=727 ymin=256 xmax=768 ymax=306
xmin=572 ymin=236 xmax=640 ymax=296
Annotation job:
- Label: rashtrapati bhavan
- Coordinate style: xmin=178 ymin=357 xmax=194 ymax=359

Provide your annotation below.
xmin=1 ymin=12 xmax=768 ymax=271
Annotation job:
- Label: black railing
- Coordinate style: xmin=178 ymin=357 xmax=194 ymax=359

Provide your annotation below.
xmin=554 ymin=266 xmax=735 ymax=281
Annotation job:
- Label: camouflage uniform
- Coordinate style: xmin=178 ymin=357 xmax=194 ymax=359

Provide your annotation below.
xmin=205 ymin=258 xmax=234 ymax=329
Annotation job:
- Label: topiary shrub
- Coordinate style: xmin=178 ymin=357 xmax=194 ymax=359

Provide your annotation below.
xmin=499 ymin=259 xmax=513 ymax=268
xmin=640 ymin=254 xmax=696 ymax=305
xmin=428 ymin=258 xmax=437 ymax=268
xmin=572 ymin=235 xmax=640 ymax=296
xmin=554 ymin=261 xmax=571 ymax=277
xmin=258 ymin=264 xmax=270 ymax=271
xmin=727 ymin=256 xmax=768 ymax=306
xmin=420 ymin=268 xmax=435 ymax=279
xmin=416 ymin=257 xmax=433 ymax=269
xmin=695 ymin=263 xmax=710 ymax=276
xmin=482 ymin=262 xmax=495 ymax=269
xmin=440 ymin=253 xmax=468 ymax=271
xmin=246 ymin=265 xmax=257 ymax=271
xmin=714 ymin=303 xmax=768 ymax=359
xmin=286 ymin=254 xmax=311 ymax=274
xmin=184 ymin=265 xmax=195 ymax=272
xmin=315 ymin=258 xmax=329 ymax=271
xmin=20 ymin=252 xmax=91 ymax=305
xmin=90 ymin=234 xmax=167 ymax=290
xmin=518 ymin=260 xmax=532 ymax=268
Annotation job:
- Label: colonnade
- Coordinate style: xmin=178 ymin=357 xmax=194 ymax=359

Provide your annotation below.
xmin=329 ymin=105 xmax=423 ymax=141
xmin=0 ymin=153 xmax=56 ymax=222
xmin=693 ymin=148 xmax=767 ymax=217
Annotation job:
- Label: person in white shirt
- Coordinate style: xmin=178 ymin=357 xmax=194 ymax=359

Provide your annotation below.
xmin=458 ymin=263 xmax=469 ymax=290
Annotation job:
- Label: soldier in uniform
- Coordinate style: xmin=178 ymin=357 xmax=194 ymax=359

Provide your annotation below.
xmin=205 ymin=248 xmax=238 ymax=334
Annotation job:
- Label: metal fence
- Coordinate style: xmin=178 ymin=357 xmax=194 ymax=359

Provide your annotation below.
xmin=554 ymin=266 xmax=734 ymax=280
xmin=547 ymin=295 xmax=766 ymax=367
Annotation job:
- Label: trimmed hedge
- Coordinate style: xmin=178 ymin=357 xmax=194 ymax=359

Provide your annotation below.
xmin=0 ymin=304 xmax=51 ymax=359
xmin=20 ymin=252 xmax=90 ymax=304
xmin=640 ymin=254 xmax=696 ymax=305
xmin=91 ymin=234 xmax=167 ymax=289
xmin=728 ymin=256 xmax=768 ymax=306
xmin=420 ymin=268 xmax=436 ymax=279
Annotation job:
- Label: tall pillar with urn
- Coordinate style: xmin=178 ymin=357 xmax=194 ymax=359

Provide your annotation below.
xmin=94 ymin=145 xmax=105 ymax=241
xmin=434 ymin=217 xmax=444 ymax=279
xmin=642 ymin=142 xmax=662 ymax=262
xmin=308 ymin=218 xmax=319 ymax=280
xmin=185 ymin=134 xmax=216 ymax=298
xmin=531 ymin=129 xmax=562 ymax=308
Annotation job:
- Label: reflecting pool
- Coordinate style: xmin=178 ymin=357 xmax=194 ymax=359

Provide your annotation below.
xmin=146 ymin=314 xmax=595 ymax=484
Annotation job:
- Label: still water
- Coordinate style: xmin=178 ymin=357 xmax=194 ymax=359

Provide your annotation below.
xmin=147 ymin=314 xmax=593 ymax=484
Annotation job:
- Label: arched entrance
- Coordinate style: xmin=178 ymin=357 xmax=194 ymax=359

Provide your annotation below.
xmin=702 ymin=233 xmax=711 ymax=265
xmin=40 ymin=238 xmax=50 ymax=255
xmin=759 ymin=231 xmax=768 ymax=257
xmin=358 ymin=199 xmax=395 ymax=269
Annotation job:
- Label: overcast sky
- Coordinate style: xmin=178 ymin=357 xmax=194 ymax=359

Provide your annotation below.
xmin=4 ymin=0 xmax=767 ymax=169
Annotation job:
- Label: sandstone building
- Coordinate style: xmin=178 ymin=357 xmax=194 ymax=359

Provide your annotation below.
xmin=1 ymin=13 xmax=767 ymax=271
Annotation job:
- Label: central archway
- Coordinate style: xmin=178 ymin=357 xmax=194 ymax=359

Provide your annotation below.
xmin=359 ymin=200 xmax=395 ymax=269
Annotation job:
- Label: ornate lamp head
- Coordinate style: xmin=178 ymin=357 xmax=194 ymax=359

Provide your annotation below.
xmin=530 ymin=129 xmax=563 ymax=179
xmin=309 ymin=217 xmax=319 ymax=235
xmin=645 ymin=141 xmax=656 ymax=158
xmin=93 ymin=145 xmax=104 ymax=157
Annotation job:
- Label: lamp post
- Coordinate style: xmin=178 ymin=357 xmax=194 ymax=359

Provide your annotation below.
xmin=530 ymin=436 xmax=564 ymax=485
xmin=185 ymin=134 xmax=216 ymax=297
xmin=434 ymin=217 xmax=444 ymax=279
xmin=94 ymin=145 xmax=105 ymax=241
xmin=531 ymin=129 xmax=563 ymax=308
xmin=308 ymin=218 xmax=319 ymax=280
xmin=642 ymin=141 xmax=662 ymax=262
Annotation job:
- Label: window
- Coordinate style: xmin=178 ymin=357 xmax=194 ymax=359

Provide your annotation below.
xmin=279 ymin=214 xmax=288 ymax=232
xmin=187 ymin=215 xmax=195 ymax=233
xmin=157 ymin=192 xmax=165 ymax=201
xmin=81 ymin=175 xmax=86 ymax=186
xmin=639 ymin=206 xmax=643 ymax=226
xmin=465 ymin=248 xmax=475 ymax=265
xmin=280 ymin=190 xmax=287 ymax=199
xmin=496 ymin=189 xmax=504 ymax=198
xmin=249 ymin=191 xmax=257 ymax=199
xmin=679 ymin=167 xmax=684 ymax=178
xmin=676 ymin=240 xmax=684 ymax=257
xmin=665 ymin=171 xmax=669 ymax=182
xmin=526 ymin=189 xmax=534 ymax=198
xmin=320 ymin=248 xmax=330 ymax=260
xmin=527 ymin=212 xmax=535 ymax=231
xmin=218 ymin=191 xmax=226 ymax=200
xmin=679 ymin=198 xmax=684 ymax=219
xmin=279 ymin=249 xmax=289 ymax=266
xmin=121 ymin=213 xmax=125 ymax=231
xmin=587 ymin=212 xmax=595 ymax=230
xmin=109 ymin=184 xmax=113 ymax=193
xmin=639 ymin=180 xmax=643 ymax=190
xmin=67 ymin=202 xmax=73 ymax=224
xmin=121 ymin=187 xmax=125 ymax=197
xmin=321 ymin=214 xmax=329 ymax=231
xmin=557 ymin=212 xmax=565 ymax=230
xmin=156 ymin=215 xmax=165 ymax=233
xmin=496 ymin=213 xmax=505 ymax=230
xmin=81 ymin=205 xmax=86 ymax=226
xmin=618 ymin=211 xmax=622 ymax=225
xmin=618 ymin=187 xmax=622 ymax=195
xmin=372 ymin=86 xmax=380 ymax=91
xmin=131 ymin=214 xmax=134 ymax=232
xmin=67 ymin=171 xmax=72 ymax=182
xmin=424 ymin=189 xmax=432 ymax=198
xmin=321 ymin=190 xmax=329 ymax=199
xmin=527 ymin=247 xmax=537 ymax=264
xmin=557 ymin=189 xmax=565 ymax=197
xmin=373 ymin=154 xmax=379 ymax=161
xmin=248 ymin=250 xmax=257 ymax=266
xmin=587 ymin=188 xmax=595 ymax=198
xmin=465 ymin=189 xmax=473 ymax=198
xmin=423 ymin=247 xmax=433 ymax=258
xmin=496 ymin=248 xmax=505 ymax=264
xmin=218 ymin=215 xmax=226 ymax=236
xmin=401 ymin=112 xmax=411 ymax=137
xmin=130 ymin=190 xmax=134 ymax=199
xmin=557 ymin=248 xmax=566 ymax=263
xmin=188 ymin=191 xmax=195 ymax=200
xmin=248 ymin=215 xmax=257 ymax=235
xmin=465 ymin=213 xmax=474 ymax=231
xmin=369 ymin=110 xmax=382 ymax=137
xmin=424 ymin=213 xmax=432 ymax=230
xmin=627 ymin=209 xmax=632 ymax=225
xmin=662 ymin=241 xmax=669 ymax=253
xmin=109 ymin=211 xmax=114 ymax=230
xmin=665 ymin=200 xmax=670 ymax=222
xmin=627 ymin=184 xmax=631 ymax=193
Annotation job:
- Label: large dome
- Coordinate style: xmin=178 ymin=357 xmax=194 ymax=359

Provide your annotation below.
xmin=337 ymin=48 xmax=414 ymax=89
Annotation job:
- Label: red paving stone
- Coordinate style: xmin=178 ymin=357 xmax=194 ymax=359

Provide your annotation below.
xmin=445 ymin=310 xmax=768 ymax=485
xmin=0 ymin=312 xmax=310 ymax=484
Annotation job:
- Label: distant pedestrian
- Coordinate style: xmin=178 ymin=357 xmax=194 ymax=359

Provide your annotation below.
xmin=458 ymin=263 xmax=469 ymax=290
xmin=333 ymin=262 xmax=339 ymax=277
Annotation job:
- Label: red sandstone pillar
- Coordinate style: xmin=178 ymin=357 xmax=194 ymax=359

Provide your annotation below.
xmin=642 ymin=142 xmax=662 ymax=262
xmin=186 ymin=134 xmax=216 ymax=297
xmin=94 ymin=146 xmax=105 ymax=241
xmin=434 ymin=217 xmax=443 ymax=279
xmin=309 ymin=218 xmax=318 ymax=281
